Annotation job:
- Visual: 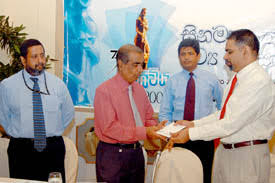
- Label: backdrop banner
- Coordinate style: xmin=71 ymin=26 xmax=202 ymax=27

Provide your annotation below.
xmin=64 ymin=0 xmax=275 ymax=111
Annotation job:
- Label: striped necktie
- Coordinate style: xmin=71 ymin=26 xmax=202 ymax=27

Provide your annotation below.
xmin=30 ymin=77 xmax=47 ymax=152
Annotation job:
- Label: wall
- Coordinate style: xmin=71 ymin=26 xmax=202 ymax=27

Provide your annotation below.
xmin=0 ymin=0 xmax=62 ymax=75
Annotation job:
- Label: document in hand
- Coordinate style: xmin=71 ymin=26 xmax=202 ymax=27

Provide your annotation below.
xmin=156 ymin=122 xmax=186 ymax=138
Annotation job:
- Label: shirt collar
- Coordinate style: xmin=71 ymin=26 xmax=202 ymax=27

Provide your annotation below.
xmin=114 ymin=73 xmax=139 ymax=92
xmin=23 ymin=69 xmax=45 ymax=84
xmin=236 ymin=60 xmax=258 ymax=81
xmin=181 ymin=68 xmax=198 ymax=77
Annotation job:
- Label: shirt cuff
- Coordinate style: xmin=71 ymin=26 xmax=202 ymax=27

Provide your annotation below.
xmin=189 ymin=127 xmax=200 ymax=141
xmin=136 ymin=126 xmax=147 ymax=140
xmin=193 ymin=120 xmax=199 ymax=127
xmin=145 ymin=119 xmax=158 ymax=127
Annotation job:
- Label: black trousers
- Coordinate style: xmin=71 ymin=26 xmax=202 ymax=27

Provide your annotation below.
xmin=174 ymin=140 xmax=214 ymax=183
xmin=8 ymin=136 xmax=66 ymax=183
xmin=96 ymin=141 xmax=145 ymax=183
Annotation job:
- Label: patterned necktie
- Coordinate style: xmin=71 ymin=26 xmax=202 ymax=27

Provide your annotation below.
xmin=128 ymin=85 xmax=143 ymax=127
xmin=184 ymin=72 xmax=195 ymax=121
xmin=30 ymin=77 xmax=46 ymax=152
xmin=214 ymin=75 xmax=237 ymax=149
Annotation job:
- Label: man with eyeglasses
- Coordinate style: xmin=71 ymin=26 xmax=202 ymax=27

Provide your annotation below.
xmin=0 ymin=39 xmax=74 ymax=182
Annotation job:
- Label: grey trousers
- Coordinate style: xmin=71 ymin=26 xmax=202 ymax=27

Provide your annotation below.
xmin=212 ymin=143 xmax=270 ymax=183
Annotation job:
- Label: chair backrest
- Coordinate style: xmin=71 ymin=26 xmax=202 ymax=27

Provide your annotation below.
xmin=0 ymin=138 xmax=10 ymax=177
xmin=153 ymin=147 xmax=203 ymax=183
xmin=63 ymin=136 xmax=79 ymax=183
xmin=0 ymin=136 xmax=79 ymax=182
xmin=270 ymin=153 xmax=275 ymax=183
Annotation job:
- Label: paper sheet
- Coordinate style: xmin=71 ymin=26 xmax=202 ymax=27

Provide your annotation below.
xmin=156 ymin=122 xmax=186 ymax=138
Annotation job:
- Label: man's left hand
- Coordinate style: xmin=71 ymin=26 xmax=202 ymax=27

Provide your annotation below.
xmin=165 ymin=128 xmax=190 ymax=150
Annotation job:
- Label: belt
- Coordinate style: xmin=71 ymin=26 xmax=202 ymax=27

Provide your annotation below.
xmin=222 ymin=139 xmax=268 ymax=149
xmin=10 ymin=136 xmax=61 ymax=143
xmin=101 ymin=141 xmax=141 ymax=149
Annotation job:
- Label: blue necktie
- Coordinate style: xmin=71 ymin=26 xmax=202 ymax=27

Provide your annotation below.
xmin=30 ymin=77 xmax=46 ymax=152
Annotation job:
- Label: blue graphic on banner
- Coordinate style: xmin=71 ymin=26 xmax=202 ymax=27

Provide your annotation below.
xmin=63 ymin=0 xmax=275 ymax=110
xmin=137 ymin=69 xmax=171 ymax=111
xmin=64 ymin=0 xmax=102 ymax=106
xmin=137 ymin=69 xmax=170 ymax=89
xmin=64 ymin=0 xmax=177 ymax=106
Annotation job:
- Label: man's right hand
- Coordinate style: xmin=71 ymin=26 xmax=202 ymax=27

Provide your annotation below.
xmin=0 ymin=124 xmax=7 ymax=137
xmin=146 ymin=120 xmax=167 ymax=141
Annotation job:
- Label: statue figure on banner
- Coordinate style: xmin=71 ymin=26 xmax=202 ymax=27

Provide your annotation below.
xmin=134 ymin=8 xmax=150 ymax=69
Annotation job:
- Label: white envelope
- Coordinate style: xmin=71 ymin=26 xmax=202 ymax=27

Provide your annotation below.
xmin=156 ymin=122 xmax=186 ymax=138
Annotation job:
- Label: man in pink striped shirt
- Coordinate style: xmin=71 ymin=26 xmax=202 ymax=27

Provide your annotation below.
xmin=94 ymin=44 xmax=165 ymax=183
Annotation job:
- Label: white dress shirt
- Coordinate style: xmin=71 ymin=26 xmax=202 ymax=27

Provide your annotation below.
xmin=189 ymin=61 xmax=275 ymax=144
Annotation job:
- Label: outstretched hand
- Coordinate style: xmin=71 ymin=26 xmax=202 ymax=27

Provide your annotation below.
xmin=165 ymin=128 xmax=190 ymax=151
xmin=157 ymin=120 xmax=168 ymax=129
xmin=146 ymin=120 xmax=168 ymax=141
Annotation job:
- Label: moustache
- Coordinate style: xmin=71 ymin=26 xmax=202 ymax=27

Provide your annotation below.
xmin=225 ymin=60 xmax=233 ymax=71
xmin=26 ymin=64 xmax=45 ymax=76
xmin=35 ymin=63 xmax=46 ymax=68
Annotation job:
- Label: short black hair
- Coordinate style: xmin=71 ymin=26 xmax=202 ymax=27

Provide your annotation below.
xmin=227 ymin=29 xmax=259 ymax=55
xmin=178 ymin=39 xmax=200 ymax=56
xmin=20 ymin=39 xmax=44 ymax=58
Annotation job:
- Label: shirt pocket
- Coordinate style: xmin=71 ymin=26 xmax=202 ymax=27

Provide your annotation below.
xmin=19 ymin=94 xmax=33 ymax=136
xmin=198 ymin=85 xmax=214 ymax=113
xmin=43 ymin=95 xmax=61 ymax=124
xmin=173 ymin=91 xmax=186 ymax=112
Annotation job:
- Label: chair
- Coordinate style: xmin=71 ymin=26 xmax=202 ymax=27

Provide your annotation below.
xmin=142 ymin=146 xmax=148 ymax=177
xmin=0 ymin=137 xmax=10 ymax=177
xmin=270 ymin=153 xmax=275 ymax=182
xmin=152 ymin=147 xmax=203 ymax=183
xmin=269 ymin=135 xmax=275 ymax=182
xmin=63 ymin=136 xmax=79 ymax=183
xmin=0 ymin=136 xmax=78 ymax=182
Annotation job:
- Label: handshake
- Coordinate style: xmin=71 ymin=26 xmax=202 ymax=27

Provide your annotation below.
xmin=146 ymin=120 xmax=195 ymax=150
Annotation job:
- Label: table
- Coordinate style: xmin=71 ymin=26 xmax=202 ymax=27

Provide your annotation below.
xmin=0 ymin=177 xmax=46 ymax=183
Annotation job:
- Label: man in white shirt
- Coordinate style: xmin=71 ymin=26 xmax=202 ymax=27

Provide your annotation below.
xmin=166 ymin=29 xmax=275 ymax=183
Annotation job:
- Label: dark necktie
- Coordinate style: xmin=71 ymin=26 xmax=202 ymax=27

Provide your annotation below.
xmin=184 ymin=72 xmax=195 ymax=121
xmin=30 ymin=77 xmax=46 ymax=152
xmin=214 ymin=75 xmax=237 ymax=149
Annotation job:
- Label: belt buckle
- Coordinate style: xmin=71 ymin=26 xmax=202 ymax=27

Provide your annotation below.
xmin=231 ymin=143 xmax=235 ymax=149
xmin=134 ymin=143 xmax=137 ymax=149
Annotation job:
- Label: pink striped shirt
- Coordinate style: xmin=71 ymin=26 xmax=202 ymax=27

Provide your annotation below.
xmin=94 ymin=73 xmax=157 ymax=144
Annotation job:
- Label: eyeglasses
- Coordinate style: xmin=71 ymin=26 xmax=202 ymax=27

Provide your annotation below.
xmin=22 ymin=70 xmax=50 ymax=95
